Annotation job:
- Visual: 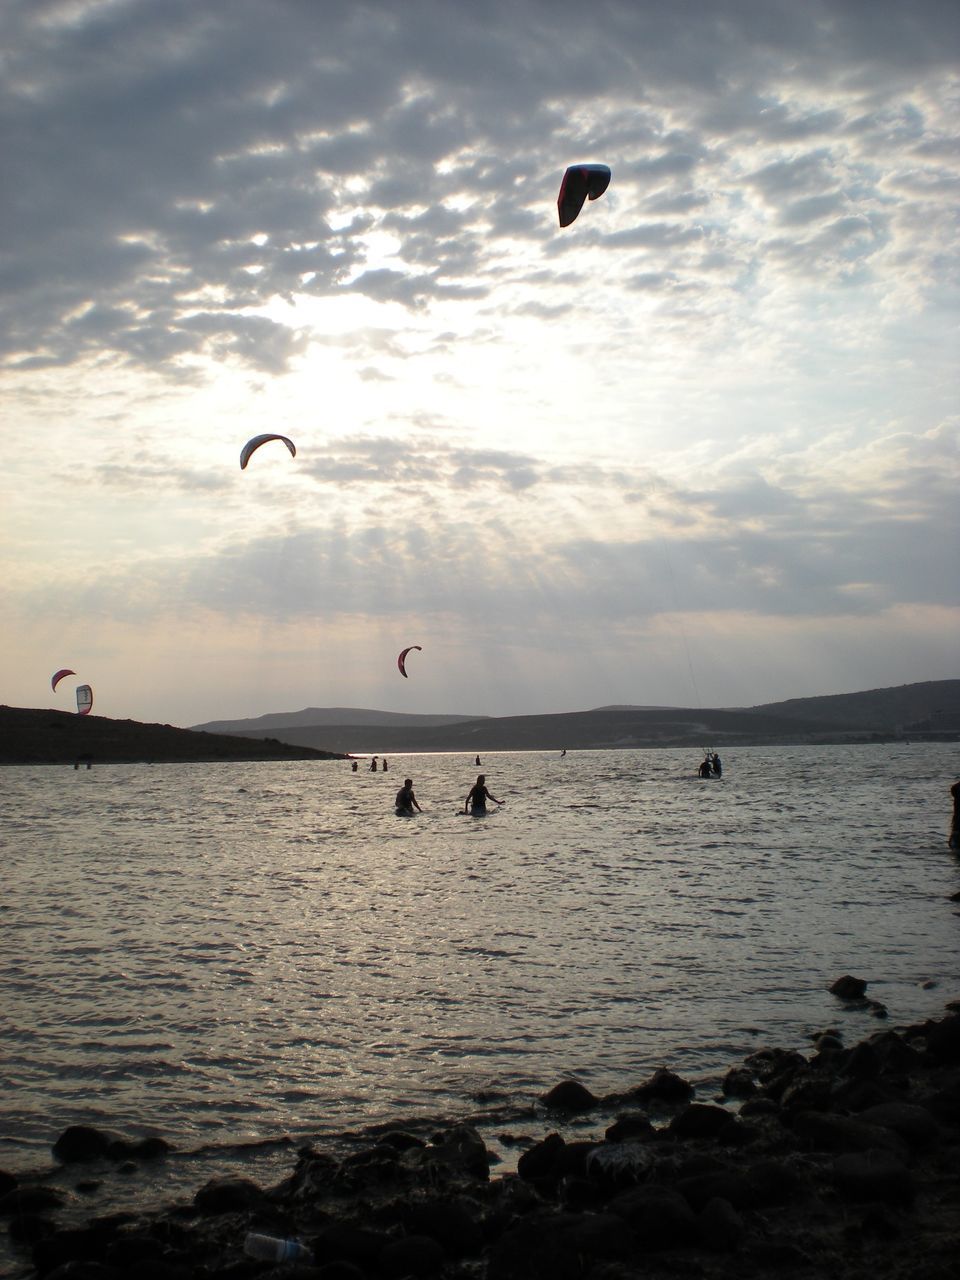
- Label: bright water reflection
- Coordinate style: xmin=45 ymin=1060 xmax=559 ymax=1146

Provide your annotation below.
xmin=1 ymin=744 xmax=957 ymax=1203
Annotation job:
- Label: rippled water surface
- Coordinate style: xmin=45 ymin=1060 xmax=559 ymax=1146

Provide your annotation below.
xmin=2 ymin=744 xmax=958 ymax=1229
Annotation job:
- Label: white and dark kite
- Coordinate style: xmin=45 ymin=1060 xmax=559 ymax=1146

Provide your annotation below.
xmin=240 ymin=434 xmax=297 ymax=470
xmin=51 ymin=668 xmax=75 ymax=692
xmin=557 ymin=164 xmax=611 ymax=227
xmin=397 ymin=646 xmax=422 ymax=678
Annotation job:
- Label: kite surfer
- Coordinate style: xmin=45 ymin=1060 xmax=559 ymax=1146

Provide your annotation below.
xmin=395 ymin=778 xmax=421 ymax=816
xmin=464 ymin=774 xmax=502 ymax=816
xmin=698 ymin=757 xmax=713 ymax=778
xmin=712 ymin=753 xmax=723 ymax=777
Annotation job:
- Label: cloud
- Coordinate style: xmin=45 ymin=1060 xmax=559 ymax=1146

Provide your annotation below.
xmin=1 ymin=1 xmax=958 ymax=720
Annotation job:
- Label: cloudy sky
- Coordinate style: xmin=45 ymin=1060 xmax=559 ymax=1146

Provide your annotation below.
xmin=2 ymin=0 xmax=958 ymax=726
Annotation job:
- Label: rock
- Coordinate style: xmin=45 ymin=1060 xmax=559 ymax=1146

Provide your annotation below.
xmin=108 ymin=1137 xmax=172 ymax=1162
xmin=924 ymin=1014 xmax=960 ymax=1063
xmin=422 ymin=1124 xmax=490 ymax=1180
xmin=38 ymin=1265 xmax=123 ymax=1280
xmin=377 ymin=1130 xmax=427 ymax=1153
xmin=516 ymin=1132 xmax=565 ymax=1184
xmin=399 ymin=1195 xmax=484 ymax=1255
xmin=0 ymin=1170 xmax=17 ymax=1197
xmin=0 ymin=1184 xmax=70 ymax=1215
xmin=9 ymin=1212 xmax=58 ymax=1244
xmin=627 ymin=1066 xmax=693 ymax=1104
xmin=607 ymin=1185 xmax=697 ymax=1249
xmin=192 ymin=1175 xmax=266 ymax=1213
xmin=104 ymin=1234 xmax=165 ymax=1267
xmin=667 ymin=1103 xmax=734 ymax=1140
xmin=857 ymin=1102 xmax=939 ymax=1148
xmin=314 ymin=1221 xmax=391 ymax=1268
xmin=831 ymin=1150 xmax=915 ymax=1205
xmin=789 ymin=1110 xmax=908 ymax=1156
xmin=743 ymin=1158 xmax=807 ymax=1208
xmin=830 ymin=975 xmax=868 ymax=1000
xmin=314 ymin=1264 xmax=366 ymax=1280
xmin=540 ymin=1080 xmax=598 ymax=1112
xmin=487 ymin=1210 xmax=636 ymax=1279
xmin=585 ymin=1141 xmax=656 ymax=1190
xmin=722 ymin=1067 xmax=757 ymax=1098
xmin=745 ymin=1047 xmax=807 ymax=1091
xmin=738 ymin=1096 xmax=780 ymax=1119
xmin=53 ymin=1126 xmax=117 ymax=1163
xmin=604 ymin=1113 xmax=655 ymax=1143
xmin=379 ymin=1233 xmax=444 ymax=1277
xmin=698 ymin=1196 xmax=744 ymax=1251
xmin=676 ymin=1169 xmax=752 ymax=1213
xmin=31 ymin=1225 xmax=114 ymax=1274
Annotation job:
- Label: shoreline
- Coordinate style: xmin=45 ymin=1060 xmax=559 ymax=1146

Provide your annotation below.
xmin=4 ymin=1002 xmax=959 ymax=1278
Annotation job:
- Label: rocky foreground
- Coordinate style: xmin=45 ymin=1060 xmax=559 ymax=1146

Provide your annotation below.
xmin=2 ymin=1002 xmax=959 ymax=1280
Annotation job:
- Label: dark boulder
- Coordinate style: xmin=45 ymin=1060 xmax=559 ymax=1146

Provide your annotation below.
xmin=856 ymin=1102 xmax=939 ymax=1148
xmin=540 ymin=1080 xmax=598 ymax=1112
xmin=830 ymin=975 xmax=868 ymax=1000
xmin=379 ymin=1233 xmax=444 ymax=1277
xmin=487 ymin=1209 xmax=635 ymax=1280
xmin=924 ymin=1014 xmax=960 ymax=1064
xmin=676 ymin=1169 xmax=752 ymax=1213
xmin=722 ymin=1067 xmax=757 ymax=1098
xmin=53 ymin=1126 xmax=116 ymax=1163
xmin=626 ymin=1067 xmax=693 ymax=1105
xmin=788 ymin=1110 xmax=908 ymax=1157
xmin=192 ymin=1175 xmax=266 ymax=1214
xmin=668 ymin=1103 xmax=734 ymax=1140
xmin=604 ymin=1113 xmax=655 ymax=1143
xmin=0 ymin=1184 xmax=69 ymax=1216
xmin=831 ymin=1150 xmax=915 ymax=1205
xmin=607 ymin=1185 xmax=697 ymax=1249
xmin=698 ymin=1196 xmax=745 ymax=1252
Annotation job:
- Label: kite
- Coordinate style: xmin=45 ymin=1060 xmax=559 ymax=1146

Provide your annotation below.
xmin=76 ymin=685 xmax=93 ymax=716
xmin=240 ymin=434 xmax=297 ymax=470
xmin=397 ymin=645 xmax=422 ymax=678
xmin=52 ymin=668 xmax=76 ymax=692
xmin=557 ymin=163 xmax=611 ymax=227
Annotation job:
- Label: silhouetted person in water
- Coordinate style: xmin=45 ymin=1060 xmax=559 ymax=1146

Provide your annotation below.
xmin=370 ymin=757 xmax=378 ymax=771
xmin=698 ymin=757 xmax=712 ymax=778
xmin=950 ymin=780 xmax=960 ymax=851
xmin=712 ymin=753 xmax=723 ymax=777
xmin=464 ymin=774 xmax=502 ymax=815
xmin=395 ymin=778 xmax=421 ymax=815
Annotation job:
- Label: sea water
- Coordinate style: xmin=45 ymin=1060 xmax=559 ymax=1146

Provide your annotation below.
xmin=1 ymin=744 xmax=958 ymax=1246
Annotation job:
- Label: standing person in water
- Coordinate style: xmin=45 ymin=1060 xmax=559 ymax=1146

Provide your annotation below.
xmin=464 ymin=774 xmax=502 ymax=815
xmin=949 ymin=780 xmax=960 ymax=851
xmin=395 ymin=778 xmax=421 ymax=815
xmin=712 ymin=753 xmax=723 ymax=777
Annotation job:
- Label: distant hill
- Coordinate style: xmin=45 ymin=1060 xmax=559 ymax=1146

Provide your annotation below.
xmin=188 ymin=681 xmax=959 ymax=754
xmin=0 ymin=706 xmax=347 ymax=766
xmin=192 ymin=707 xmax=488 ymax=733
xmin=746 ymin=681 xmax=960 ymax=731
